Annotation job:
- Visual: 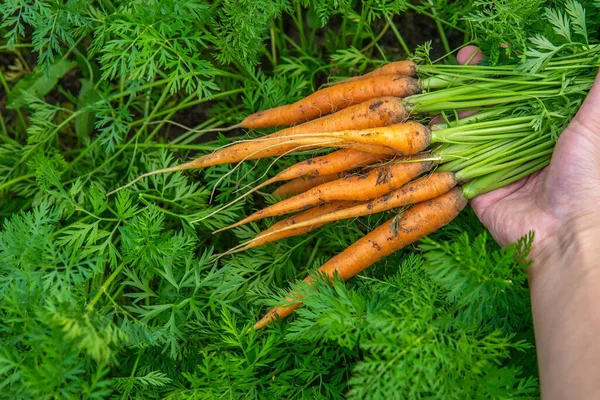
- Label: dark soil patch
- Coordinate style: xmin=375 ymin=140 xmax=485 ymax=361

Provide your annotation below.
xmin=0 ymin=11 xmax=462 ymax=146
xmin=166 ymin=11 xmax=462 ymax=144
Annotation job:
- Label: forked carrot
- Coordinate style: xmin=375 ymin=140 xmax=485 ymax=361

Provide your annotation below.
xmin=253 ymin=187 xmax=468 ymax=329
xmin=331 ymin=61 xmax=417 ymax=86
xmin=108 ymin=97 xmax=408 ymax=196
xmin=194 ymin=149 xmax=392 ymax=223
xmin=213 ymin=160 xmax=433 ymax=233
xmin=239 ymin=75 xmax=420 ymax=129
xmin=235 ymin=172 xmax=457 ymax=251
xmin=194 ymin=121 xmax=429 ymax=161
xmin=273 ymin=172 xmax=344 ymax=197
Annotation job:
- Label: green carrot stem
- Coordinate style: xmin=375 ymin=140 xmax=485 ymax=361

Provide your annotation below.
xmin=429 ymin=73 xmax=568 ymax=87
xmin=421 ymin=75 xmax=465 ymax=90
xmin=384 ymin=14 xmax=411 ymax=56
xmin=439 ymin=140 xmax=515 ymax=173
xmin=411 ymin=81 xmax=516 ymax=104
xmin=431 ymin=141 xmax=505 ymax=168
xmin=408 ymin=79 xmax=576 ymax=110
xmin=437 ymin=108 xmax=514 ymax=129
xmin=434 ymin=141 xmax=494 ymax=159
xmin=0 ymin=173 xmax=35 ymax=192
xmin=427 ymin=88 xmax=561 ymax=103
xmin=461 ymin=155 xmax=552 ymax=199
xmin=451 ymin=134 xmax=542 ymax=170
xmin=456 ymin=142 xmax=553 ymax=180
xmin=438 ymin=130 xmax=548 ymax=174
xmin=433 ymin=116 xmax=534 ymax=137
xmin=413 ymin=92 xmax=561 ymax=113
xmin=444 ymin=131 xmax=537 ymax=143
xmin=404 ymin=2 xmax=466 ymax=33
xmin=497 ymin=155 xmax=551 ymax=182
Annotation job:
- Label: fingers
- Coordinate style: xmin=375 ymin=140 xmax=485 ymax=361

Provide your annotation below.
xmin=469 ymin=172 xmax=545 ymax=249
xmin=456 ymin=45 xmax=484 ymax=65
xmin=431 ymin=47 xmax=484 ymax=124
xmin=571 ymin=69 xmax=600 ymax=139
xmin=429 ymin=110 xmax=479 ymax=126
xmin=430 ymin=46 xmax=484 ymax=125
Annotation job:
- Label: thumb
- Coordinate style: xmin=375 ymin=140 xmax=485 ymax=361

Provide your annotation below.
xmin=456 ymin=46 xmax=484 ymax=65
xmin=569 ymin=69 xmax=600 ymax=143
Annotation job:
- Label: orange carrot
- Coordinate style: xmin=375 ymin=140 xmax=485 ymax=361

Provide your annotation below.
xmin=253 ymin=187 xmax=468 ymax=329
xmin=109 ymin=122 xmax=429 ymax=196
xmin=208 ymin=115 xmax=425 ymax=163
xmin=108 ymin=98 xmax=408 ymax=196
xmin=240 ymin=76 xmax=420 ymax=129
xmin=204 ymin=121 xmax=429 ymax=159
xmin=189 ymin=124 xmax=408 ymax=164
xmin=273 ymin=172 xmax=343 ymax=198
xmin=271 ymin=96 xmax=408 ymax=136
xmin=270 ymin=149 xmax=392 ymax=198
xmin=238 ymin=172 xmax=457 ymax=250
xmin=273 ymin=149 xmax=391 ymax=182
xmin=193 ymin=149 xmax=392 ymax=224
xmin=214 ymin=160 xmax=433 ymax=233
xmin=243 ymin=201 xmax=360 ymax=250
xmin=331 ymin=61 xmax=417 ymax=86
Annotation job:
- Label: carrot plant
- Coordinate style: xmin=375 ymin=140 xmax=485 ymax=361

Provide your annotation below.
xmin=1 ymin=0 xmax=598 ymax=398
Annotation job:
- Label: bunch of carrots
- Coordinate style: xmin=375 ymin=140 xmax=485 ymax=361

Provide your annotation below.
xmin=110 ymin=51 xmax=599 ymax=329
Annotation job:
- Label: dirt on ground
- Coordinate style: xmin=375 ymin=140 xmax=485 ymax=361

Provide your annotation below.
xmin=0 ymin=11 xmax=461 ymax=143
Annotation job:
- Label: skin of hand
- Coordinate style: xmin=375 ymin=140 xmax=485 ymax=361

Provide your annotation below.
xmin=457 ymin=45 xmax=600 ymax=400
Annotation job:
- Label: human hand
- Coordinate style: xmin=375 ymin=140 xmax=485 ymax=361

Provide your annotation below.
xmin=457 ymin=45 xmax=600 ymax=400
xmin=456 ymin=46 xmax=600 ymax=266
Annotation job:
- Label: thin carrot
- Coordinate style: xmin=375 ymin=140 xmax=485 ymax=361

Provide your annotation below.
xmin=253 ymin=187 xmax=468 ymax=329
xmin=237 ymin=172 xmax=457 ymax=251
xmin=109 ymin=122 xmax=429 ymax=196
xmin=271 ymin=96 xmax=408 ymax=136
xmin=254 ymin=148 xmax=392 ymax=199
xmin=213 ymin=160 xmax=433 ymax=233
xmin=272 ymin=149 xmax=392 ymax=182
xmin=273 ymin=172 xmax=343 ymax=198
xmin=108 ymin=97 xmax=408 ymax=196
xmin=240 ymin=76 xmax=420 ymax=129
xmin=222 ymin=201 xmax=360 ymax=255
xmin=194 ymin=149 xmax=392 ymax=223
xmin=270 ymin=149 xmax=393 ymax=199
xmin=331 ymin=61 xmax=417 ymax=86
xmin=210 ymin=121 xmax=429 ymax=158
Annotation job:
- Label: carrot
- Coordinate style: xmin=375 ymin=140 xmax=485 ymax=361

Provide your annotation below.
xmin=215 ymin=117 xmax=423 ymax=163
xmin=271 ymin=96 xmax=408 ymax=136
xmin=213 ymin=160 xmax=433 ymax=233
xmin=237 ymin=172 xmax=457 ymax=251
xmin=271 ymin=149 xmax=393 ymax=198
xmin=331 ymin=61 xmax=417 ymax=86
xmin=272 ymin=149 xmax=392 ymax=183
xmin=224 ymin=201 xmax=360 ymax=254
xmin=205 ymin=121 xmax=429 ymax=158
xmin=253 ymin=187 xmax=468 ymax=329
xmin=273 ymin=172 xmax=344 ymax=197
xmin=108 ymin=97 xmax=408 ymax=196
xmin=109 ymin=123 xmax=429 ymax=197
xmin=193 ymin=149 xmax=392 ymax=223
xmin=265 ymin=148 xmax=392 ymax=199
xmin=240 ymin=76 xmax=420 ymax=129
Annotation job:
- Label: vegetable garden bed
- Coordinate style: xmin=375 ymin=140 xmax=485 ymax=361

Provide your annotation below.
xmin=1 ymin=1 xmax=598 ymax=398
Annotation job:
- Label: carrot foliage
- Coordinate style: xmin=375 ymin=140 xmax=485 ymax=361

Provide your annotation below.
xmin=1 ymin=0 xmax=598 ymax=398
